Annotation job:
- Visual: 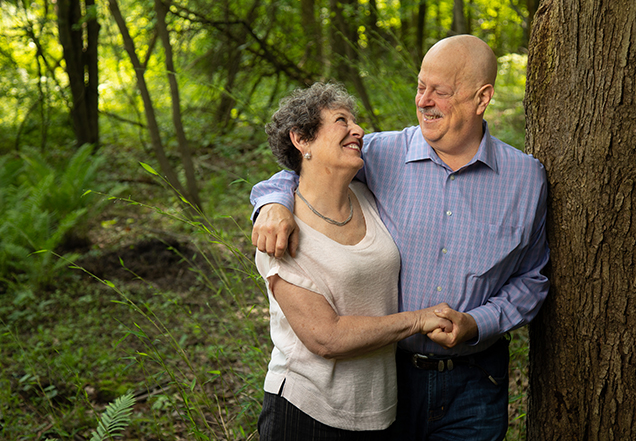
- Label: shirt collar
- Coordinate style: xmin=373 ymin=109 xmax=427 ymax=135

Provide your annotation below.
xmin=405 ymin=121 xmax=499 ymax=173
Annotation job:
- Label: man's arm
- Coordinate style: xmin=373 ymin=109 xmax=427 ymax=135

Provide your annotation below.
xmin=250 ymin=170 xmax=299 ymax=257
xmin=465 ymin=214 xmax=550 ymax=343
xmin=430 ymin=168 xmax=550 ymax=349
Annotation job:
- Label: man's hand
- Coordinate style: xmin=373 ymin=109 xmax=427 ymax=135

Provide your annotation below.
xmin=426 ymin=305 xmax=478 ymax=349
xmin=252 ymin=204 xmax=299 ymax=258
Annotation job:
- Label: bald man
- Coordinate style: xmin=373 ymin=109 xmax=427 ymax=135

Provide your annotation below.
xmin=250 ymin=35 xmax=549 ymax=440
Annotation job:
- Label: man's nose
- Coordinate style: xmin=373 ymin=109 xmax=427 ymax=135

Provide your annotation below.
xmin=416 ymin=90 xmax=433 ymax=107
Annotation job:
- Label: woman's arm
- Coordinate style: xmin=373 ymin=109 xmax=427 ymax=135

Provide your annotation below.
xmin=269 ymin=275 xmax=452 ymax=360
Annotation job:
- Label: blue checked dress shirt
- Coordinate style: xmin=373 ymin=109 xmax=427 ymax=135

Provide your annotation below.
xmin=250 ymin=122 xmax=550 ymax=356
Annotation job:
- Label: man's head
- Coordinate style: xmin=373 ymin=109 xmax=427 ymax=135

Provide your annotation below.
xmin=415 ymin=35 xmax=497 ymax=162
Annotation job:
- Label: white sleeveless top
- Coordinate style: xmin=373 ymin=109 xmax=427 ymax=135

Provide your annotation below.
xmin=255 ymin=180 xmax=401 ymax=431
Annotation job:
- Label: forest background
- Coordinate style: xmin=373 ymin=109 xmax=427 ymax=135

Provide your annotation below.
xmin=0 ymin=0 xmax=536 ymax=439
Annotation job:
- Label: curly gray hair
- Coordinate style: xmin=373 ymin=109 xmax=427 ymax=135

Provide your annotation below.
xmin=265 ymin=82 xmax=358 ymax=174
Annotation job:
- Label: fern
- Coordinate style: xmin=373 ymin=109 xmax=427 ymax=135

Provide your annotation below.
xmin=90 ymin=392 xmax=136 ymax=441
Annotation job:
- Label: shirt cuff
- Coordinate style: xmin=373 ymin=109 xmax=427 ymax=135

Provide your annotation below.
xmin=251 ymin=193 xmax=295 ymax=223
xmin=466 ymin=305 xmax=500 ymax=346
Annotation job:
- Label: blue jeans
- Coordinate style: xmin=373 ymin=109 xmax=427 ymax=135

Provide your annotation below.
xmin=390 ymin=337 xmax=510 ymax=441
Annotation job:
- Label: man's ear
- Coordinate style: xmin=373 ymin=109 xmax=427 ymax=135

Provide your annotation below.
xmin=475 ymin=84 xmax=494 ymax=116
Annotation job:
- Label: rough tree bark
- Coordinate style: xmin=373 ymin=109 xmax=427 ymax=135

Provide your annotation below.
xmin=57 ymin=0 xmax=99 ymax=148
xmin=525 ymin=0 xmax=636 ymax=439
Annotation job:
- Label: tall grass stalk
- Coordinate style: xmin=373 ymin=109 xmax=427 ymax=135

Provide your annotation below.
xmin=54 ymin=164 xmax=269 ymax=439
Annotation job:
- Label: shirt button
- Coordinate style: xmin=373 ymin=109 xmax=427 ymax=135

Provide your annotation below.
xmin=442 ymin=248 xmax=448 ymax=254
xmin=450 ymin=175 xmax=455 ymax=181
xmin=446 ymin=210 xmax=452 ymax=216
xmin=437 ymin=286 xmax=442 ymax=292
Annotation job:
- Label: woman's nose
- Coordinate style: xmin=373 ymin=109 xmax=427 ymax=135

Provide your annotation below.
xmin=351 ymin=122 xmax=364 ymax=138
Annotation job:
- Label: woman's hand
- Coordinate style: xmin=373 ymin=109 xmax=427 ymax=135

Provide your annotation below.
xmin=415 ymin=304 xmax=454 ymax=335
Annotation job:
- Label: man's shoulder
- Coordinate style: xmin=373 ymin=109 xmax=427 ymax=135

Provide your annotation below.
xmin=488 ymin=137 xmax=547 ymax=197
xmin=490 ymin=135 xmax=545 ymax=175
xmin=365 ymin=125 xmax=421 ymax=145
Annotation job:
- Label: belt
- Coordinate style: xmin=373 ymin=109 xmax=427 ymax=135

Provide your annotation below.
xmin=399 ymin=346 xmax=503 ymax=386
xmin=409 ymin=352 xmax=469 ymax=373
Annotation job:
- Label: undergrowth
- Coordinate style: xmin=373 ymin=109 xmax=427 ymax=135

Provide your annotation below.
xmin=0 ymin=52 xmax=530 ymax=440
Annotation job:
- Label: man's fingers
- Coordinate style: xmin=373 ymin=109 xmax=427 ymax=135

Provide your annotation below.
xmin=288 ymin=229 xmax=300 ymax=258
xmin=251 ymin=203 xmax=297 ymax=257
xmin=275 ymin=233 xmax=289 ymax=258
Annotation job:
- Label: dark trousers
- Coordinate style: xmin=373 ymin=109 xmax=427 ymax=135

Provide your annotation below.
xmin=258 ymin=391 xmax=390 ymax=441
xmin=389 ymin=337 xmax=510 ymax=441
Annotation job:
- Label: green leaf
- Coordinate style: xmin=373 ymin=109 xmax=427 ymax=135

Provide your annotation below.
xmin=139 ymin=162 xmax=159 ymax=176
xmin=89 ymin=392 xmax=135 ymax=441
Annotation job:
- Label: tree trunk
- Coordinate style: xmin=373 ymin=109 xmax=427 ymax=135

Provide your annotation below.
xmin=527 ymin=0 xmax=538 ymax=33
xmin=57 ymin=0 xmax=100 ymax=148
xmin=415 ymin=1 xmax=427 ymax=62
xmin=525 ymin=0 xmax=636 ymax=439
xmin=154 ymin=0 xmax=201 ymax=211
xmin=300 ymin=0 xmax=324 ymax=74
xmin=328 ymin=0 xmax=381 ymax=131
xmin=108 ymin=0 xmax=188 ymax=202
xmin=450 ymin=0 xmax=468 ymax=35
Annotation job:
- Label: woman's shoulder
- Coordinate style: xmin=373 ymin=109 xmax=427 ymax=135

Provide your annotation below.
xmin=349 ymin=180 xmax=372 ymax=200
xmin=349 ymin=180 xmax=378 ymax=212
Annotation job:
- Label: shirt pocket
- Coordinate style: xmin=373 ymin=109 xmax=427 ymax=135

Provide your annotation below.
xmin=467 ymin=223 xmax=524 ymax=278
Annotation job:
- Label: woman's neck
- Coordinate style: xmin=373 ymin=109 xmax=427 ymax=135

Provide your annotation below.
xmin=296 ymin=170 xmax=354 ymax=219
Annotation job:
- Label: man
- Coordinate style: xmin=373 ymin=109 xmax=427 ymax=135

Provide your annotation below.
xmin=250 ymin=35 xmax=549 ymax=440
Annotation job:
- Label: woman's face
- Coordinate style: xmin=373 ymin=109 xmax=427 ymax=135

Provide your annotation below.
xmin=307 ymin=107 xmax=364 ymax=173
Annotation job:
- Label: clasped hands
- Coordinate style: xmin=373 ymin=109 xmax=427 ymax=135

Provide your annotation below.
xmin=424 ymin=304 xmax=478 ymax=349
xmin=252 ymin=204 xmax=478 ymax=349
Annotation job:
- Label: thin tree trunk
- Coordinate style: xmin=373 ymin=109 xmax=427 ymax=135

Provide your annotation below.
xmin=328 ymin=0 xmax=381 ymax=131
xmin=526 ymin=0 xmax=636 ymax=439
xmin=450 ymin=0 xmax=468 ymax=35
xmin=416 ymin=1 xmax=427 ymax=63
xmin=57 ymin=0 xmax=100 ymax=148
xmin=108 ymin=0 xmax=188 ymax=201
xmin=300 ymin=0 xmax=324 ymax=74
xmin=154 ymin=0 xmax=201 ymax=210
xmin=85 ymin=0 xmax=99 ymax=147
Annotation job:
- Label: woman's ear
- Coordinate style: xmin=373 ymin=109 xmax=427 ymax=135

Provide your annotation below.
xmin=289 ymin=131 xmax=305 ymax=152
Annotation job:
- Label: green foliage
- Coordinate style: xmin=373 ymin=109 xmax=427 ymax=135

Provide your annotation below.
xmin=0 ymin=144 xmax=108 ymax=292
xmin=489 ymin=53 xmax=528 ymax=149
xmin=0 ymin=0 xmax=532 ymax=438
xmin=90 ymin=392 xmax=136 ymax=441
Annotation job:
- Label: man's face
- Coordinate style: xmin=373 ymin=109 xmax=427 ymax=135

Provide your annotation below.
xmin=415 ymin=57 xmax=480 ymax=154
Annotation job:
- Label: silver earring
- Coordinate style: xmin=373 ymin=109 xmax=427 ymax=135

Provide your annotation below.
xmin=304 ymin=152 xmax=312 ymax=160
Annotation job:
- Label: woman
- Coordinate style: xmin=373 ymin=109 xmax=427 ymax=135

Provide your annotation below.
xmin=255 ymin=83 xmax=450 ymax=440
